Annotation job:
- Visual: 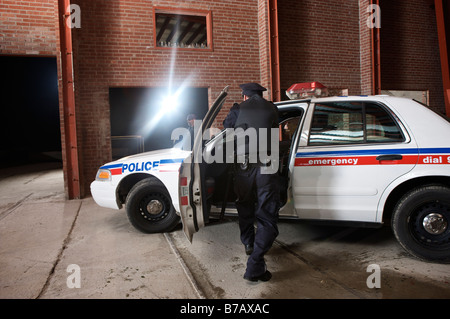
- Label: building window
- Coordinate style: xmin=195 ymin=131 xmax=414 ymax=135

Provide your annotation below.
xmin=153 ymin=7 xmax=212 ymax=50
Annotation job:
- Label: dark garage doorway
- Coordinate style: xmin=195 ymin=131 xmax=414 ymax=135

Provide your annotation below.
xmin=109 ymin=87 xmax=209 ymax=159
xmin=0 ymin=56 xmax=61 ymax=168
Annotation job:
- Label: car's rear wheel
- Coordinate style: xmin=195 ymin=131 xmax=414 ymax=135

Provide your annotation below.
xmin=392 ymin=185 xmax=450 ymax=263
xmin=126 ymin=178 xmax=180 ymax=233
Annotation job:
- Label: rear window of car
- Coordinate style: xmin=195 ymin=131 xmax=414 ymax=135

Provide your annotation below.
xmin=309 ymin=101 xmax=405 ymax=146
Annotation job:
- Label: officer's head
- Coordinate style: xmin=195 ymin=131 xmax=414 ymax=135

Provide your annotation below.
xmin=186 ymin=114 xmax=196 ymax=127
xmin=239 ymin=83 xmax=267 ymax=100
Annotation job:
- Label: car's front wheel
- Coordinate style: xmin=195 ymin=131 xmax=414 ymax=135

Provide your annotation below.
xmin=125 ymin=178 xmax=180 ymax=233
xmin=392 ymin=185 xmax=450 ymax=263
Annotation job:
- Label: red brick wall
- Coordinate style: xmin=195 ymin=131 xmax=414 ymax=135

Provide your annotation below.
xmin=0 ymin=0 xmax=58 ymax=55
xmin=359 ymin=0 xmax=373 ymax=95
xmin=71 ymin=0 xmax=269 ymax=195
xmin=277 ymin=0 xmax=365 ymax=96
xmin=380 ymin=0 xmax=445 ymax=114
xmin=277 ymin=0 xmax=444 ymax=113
xmin=258 ymin=0 xmax=272 ymax=99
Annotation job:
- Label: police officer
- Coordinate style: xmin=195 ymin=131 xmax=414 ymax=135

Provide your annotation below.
xmin=223 ymin=103 xmax=239 ymax=129
xmin=178 ymin=113 xmax=196 ymax=151
xmin=224 ymin=83 xmax=280 ymax=282
xmin=186 ymin=113 xmax=196 ymax=149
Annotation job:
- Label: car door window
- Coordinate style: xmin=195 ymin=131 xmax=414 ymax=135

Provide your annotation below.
xmin=309 ymin=102 xmax=364 ymax=145
xmin=365 ymin=103 xmax=404 ymax=143
xmin=309 ymin=102 xmax=404 ymax=146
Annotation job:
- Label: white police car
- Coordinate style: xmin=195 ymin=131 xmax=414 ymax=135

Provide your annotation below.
xmin=92 ymin=86 xmax=450 ymax=262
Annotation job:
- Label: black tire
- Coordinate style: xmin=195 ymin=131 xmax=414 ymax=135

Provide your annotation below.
xmin=392 ymin=185 xmax=450 ymax=263
xmin=125 ymin=178 xmax=180 ymax=233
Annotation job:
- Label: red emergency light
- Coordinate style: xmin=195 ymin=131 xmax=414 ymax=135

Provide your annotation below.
xmin=286 ymin=82 xmax=328 ymax=99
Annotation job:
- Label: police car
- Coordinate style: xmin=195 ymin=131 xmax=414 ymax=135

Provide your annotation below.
xmin=91 ymin=85 xmax=450 ymax=263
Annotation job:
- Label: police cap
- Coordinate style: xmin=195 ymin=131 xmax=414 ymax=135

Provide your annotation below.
xmin=239 ymin=83 xmax=267 ymax=97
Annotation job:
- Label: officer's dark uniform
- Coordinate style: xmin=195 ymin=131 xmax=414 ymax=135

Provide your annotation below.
xmin=223 ymin=103 xmax=240 ymax=129
xmin=223 ymin=83 xmax=280 ymax=282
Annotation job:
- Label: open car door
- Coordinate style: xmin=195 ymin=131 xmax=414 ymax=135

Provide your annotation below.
xmin=178 ymin=86 xmax=229 ymax=242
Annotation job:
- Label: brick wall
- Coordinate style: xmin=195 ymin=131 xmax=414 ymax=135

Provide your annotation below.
xmin=380 ymin=0 xmax=445 ymax=114
xmin=0 ymin=0 xmax=58 ymax=55
xmin=359 ymin=0 xmax=373 ymax=95
xmin=258 ymin=0 xmax=272 ymax=99
xmin=71 ymin=0 xmax=269 ymax=195
xmin=277 ymin=0 xmax=365 ymax=96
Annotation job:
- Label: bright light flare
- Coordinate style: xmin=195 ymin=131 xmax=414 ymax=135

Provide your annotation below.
xmin=161 ymin=93 xmax=180 ymax=113
xmin=139 ymin=86 xmax=186 ymax=137
xmin=139 ymin=66 xmax=195 ymax=138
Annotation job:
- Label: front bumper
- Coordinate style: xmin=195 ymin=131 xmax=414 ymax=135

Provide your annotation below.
xmin=90 ymin=181 xmax=121 ymax=210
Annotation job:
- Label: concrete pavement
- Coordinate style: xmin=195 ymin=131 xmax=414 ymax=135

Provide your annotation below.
xmin=0 ymin=162 xmax=198 ymax=299
xmin=1 ymin=162 xmax=449 ymax=301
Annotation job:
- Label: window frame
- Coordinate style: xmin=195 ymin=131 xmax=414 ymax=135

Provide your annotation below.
xmin=153 ymin=7 xmax=213 ymax=52
xmin=307 ymin=101 xmax=406 ymax=146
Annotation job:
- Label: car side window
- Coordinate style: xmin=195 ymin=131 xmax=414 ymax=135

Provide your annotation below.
xmin=365 ymin=103 xmax=404 ymax=143
xmin=309 ymin=102 xmax=404 ymax=146
xmin=309 ymin=102 xmax=364 ymax=145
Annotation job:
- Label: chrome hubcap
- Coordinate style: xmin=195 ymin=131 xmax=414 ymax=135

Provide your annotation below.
xmin=423 ymin=213 xmax=448 ymax=235
xmin=146 ymin=200 xmax=163 ymax=215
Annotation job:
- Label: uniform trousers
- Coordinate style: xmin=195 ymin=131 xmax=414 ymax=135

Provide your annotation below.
xmin=234 ymin=164 xmax=280 ymax=277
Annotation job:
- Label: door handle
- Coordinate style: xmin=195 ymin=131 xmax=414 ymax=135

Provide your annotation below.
xmin=376 ymin=154 xmax=403 ymax=161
